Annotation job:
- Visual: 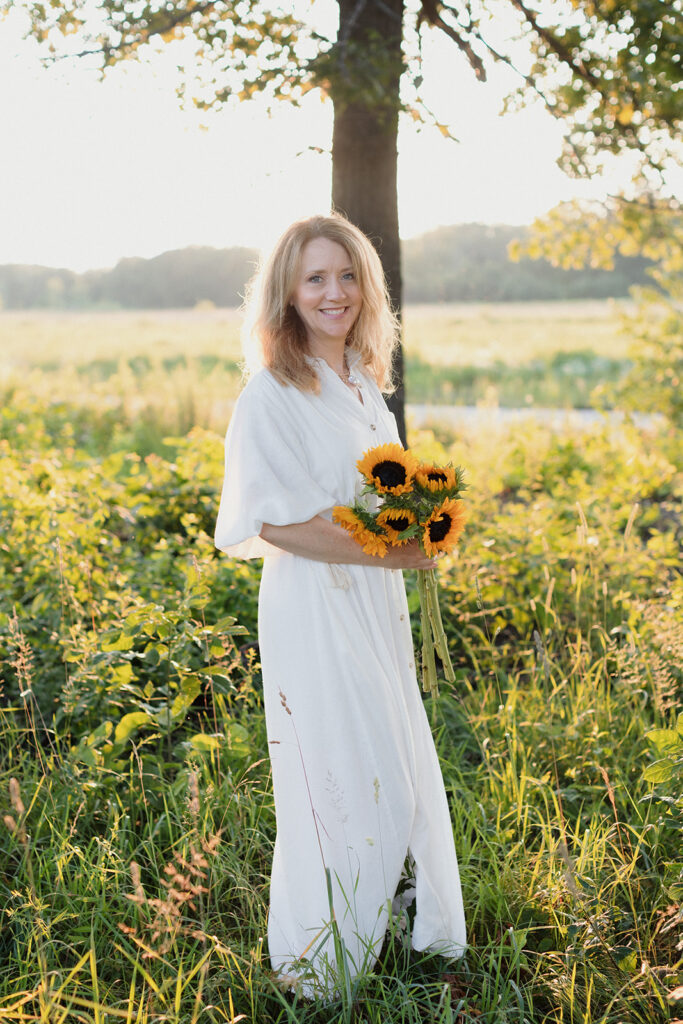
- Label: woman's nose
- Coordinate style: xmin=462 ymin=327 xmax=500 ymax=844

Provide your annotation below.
xmin=325 ymin=276 xmax=345 ymax=299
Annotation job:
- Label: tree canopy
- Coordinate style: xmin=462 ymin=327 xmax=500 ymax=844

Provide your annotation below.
xmin=10 ymin=0 xmax=681 ymax=168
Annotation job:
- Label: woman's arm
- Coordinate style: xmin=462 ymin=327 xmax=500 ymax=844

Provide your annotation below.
xmin=260 ymin=515 xmax=437 ymax=570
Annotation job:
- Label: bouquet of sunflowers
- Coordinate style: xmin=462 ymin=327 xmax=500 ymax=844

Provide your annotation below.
xmin=333 ymin=443 xmax=466 ymax=698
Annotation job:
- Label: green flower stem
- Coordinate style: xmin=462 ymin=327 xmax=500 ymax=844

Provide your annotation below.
xmin=417 ymin=569 xmax=438 ymax=698
xmin=425 ymin=568 xmax=455 ymax=685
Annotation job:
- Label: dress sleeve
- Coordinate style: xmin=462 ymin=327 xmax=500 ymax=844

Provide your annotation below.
xmin=214 ymin=374 xmax=337 ymax=559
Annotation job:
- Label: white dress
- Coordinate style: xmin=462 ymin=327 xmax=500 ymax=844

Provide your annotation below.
xmin=215 ymin=354 xmax=466 ymax=996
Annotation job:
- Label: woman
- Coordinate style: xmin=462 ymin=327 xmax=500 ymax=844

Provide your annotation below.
xmin=215 ymin=213 xmax=466 ymax=996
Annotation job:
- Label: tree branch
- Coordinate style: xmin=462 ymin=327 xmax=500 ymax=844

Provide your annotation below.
xmin=508 ymin=0 xmax=600 ymax=87
xmin=419 ymin=0 xmax=486 ymax=80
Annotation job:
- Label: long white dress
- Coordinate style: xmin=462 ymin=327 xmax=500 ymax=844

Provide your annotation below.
xmin=214 ymin=353 xmax=466 ymax=996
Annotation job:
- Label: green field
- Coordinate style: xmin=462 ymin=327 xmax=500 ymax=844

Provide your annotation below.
xmin=1 ymin=302 xmax=681 ymax=1023
xmin=0 ymin=302 xmax=634 ymax=452
xmin=0 ymin=300 xmax=629 ymax=368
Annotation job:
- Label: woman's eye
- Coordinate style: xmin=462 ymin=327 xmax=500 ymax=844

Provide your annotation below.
xmin=308 ymin=275 xmax=323 ymax=283
xmin=342 ymin=272 xmax=355 ymax=280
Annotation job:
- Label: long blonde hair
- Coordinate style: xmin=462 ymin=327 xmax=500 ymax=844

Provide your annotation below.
xmin=241 ymin=213 xmax=399 ymax=393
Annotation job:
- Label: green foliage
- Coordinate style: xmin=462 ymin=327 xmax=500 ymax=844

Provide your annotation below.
xmin=6 ymin=0 xmax=312 ymax=110
xmin=512 ymin=201 xmax=683 ymax=428
xmin=503 ymin=0 xmax=681 ymax=178
xmin=406 ymin=347 xmax=631 ymax=408
xmin=1 ymin=383 xmax=681 ymax=1021
xmin=403 ymin=224 xmax=652 ymax=304
xmin=643 ymin=714 xmax=683 ymax=786
xmin=510 ymin=199 xmax=682 ymax=276
xmin=615 ymin=283 xmax=683 ymax=429
xmin=0 ymin=427 xmax=260 ymax=717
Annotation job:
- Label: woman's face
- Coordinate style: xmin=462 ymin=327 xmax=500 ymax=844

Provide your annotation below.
xmin=290 ymin=236 xmax=362 ymax=352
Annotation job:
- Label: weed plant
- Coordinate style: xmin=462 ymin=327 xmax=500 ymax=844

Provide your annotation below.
xmin=0 ymin=388 xmax=681 ymax=1022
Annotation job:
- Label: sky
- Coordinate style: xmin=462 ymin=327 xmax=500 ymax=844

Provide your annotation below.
xmin=0 ymin=0 xmax=667 ymax=271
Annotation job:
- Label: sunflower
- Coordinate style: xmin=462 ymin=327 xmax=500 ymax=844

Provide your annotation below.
xmin=333 ymin=505 xmax=388 ymax=557
xmin=357 ymin=443 xmax=418 ymax=495
xmin=422 ymin=498 xmax=466 ymax=557
xmin=355 ymin=528 xmax=388 ymax=557
xmin=416 ymin=463 xmax=458 ymax=493
xmin=332 ymin=505 xmax=365 ymax=537
xmin=377 ymin=506 xmax=417 ymax=546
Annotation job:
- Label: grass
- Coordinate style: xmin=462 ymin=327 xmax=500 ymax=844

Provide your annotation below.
xmin=401 ymin=300 xmax=630 ymax=366
xmin=0 ymin=305 xmax=681 ymax=1022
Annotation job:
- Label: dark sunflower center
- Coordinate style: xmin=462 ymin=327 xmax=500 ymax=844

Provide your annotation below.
xmin=428 ymin=513 xmax=452 ymax=542
xmin=389 ymin=514 xmax=411 ymax=532
xmin=373 ymin=460 xmax=407 ymax=488
xmin=427 ymin=471 xmax=447 ymax=483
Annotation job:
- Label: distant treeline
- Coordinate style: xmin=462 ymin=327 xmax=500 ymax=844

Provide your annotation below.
xmin=0 ymin=224 xmax=652 ymax=310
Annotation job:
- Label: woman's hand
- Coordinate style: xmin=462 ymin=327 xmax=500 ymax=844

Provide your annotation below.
xmin=380 ymin=539 xmax=437 ymax=571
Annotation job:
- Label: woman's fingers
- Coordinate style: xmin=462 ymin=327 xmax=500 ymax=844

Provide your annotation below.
xmin=382 ymin=540 xmax=437 ymax=570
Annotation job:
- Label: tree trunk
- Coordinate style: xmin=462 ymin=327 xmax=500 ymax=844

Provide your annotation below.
xmin=330 ymin=0 xmax=406 ymax=444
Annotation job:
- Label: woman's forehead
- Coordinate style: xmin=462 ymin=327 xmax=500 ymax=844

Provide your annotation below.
xmin=299 ymin=236 xmax=353 ymax=270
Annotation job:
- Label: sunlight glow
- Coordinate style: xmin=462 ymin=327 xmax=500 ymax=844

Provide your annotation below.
xmin=0 ymin=1 xmax=653 ymax=271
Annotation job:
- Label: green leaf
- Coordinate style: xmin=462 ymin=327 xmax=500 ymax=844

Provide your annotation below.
xmin=75 ymin=745 xmax=98 ymax=767
xmin=188 ymin=733 xmax=221 ymax=751
xmin=617 ymin=950 xmax=638 ymax=973
xmin=226 ymin=722 xmax=250 ymax=756
xmin=170 ymin=676 xmax=201 ymax=720
xmin=643 ymin=757 xmax=676 ymax=784
xmin=88 ymin=721 xmax=113 ymax=744
xmin=211 ymin=615 xmax=247 ymax=634
xmin=30 ymin=592 xmax=49 ymax=614
xmin=646 ymin=729 xmax=683 ymax=755
xmin=101 ymin=634 xmax=135 ymax=652
xmin=110 ymin=663 xmax=134 ymax=686
xmin=114 ymin=711 xmax=151 ymax=745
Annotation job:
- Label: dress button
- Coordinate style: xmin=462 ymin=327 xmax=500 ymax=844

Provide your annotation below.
xmin=400 ymin=614 xmax=405 ymax=621
xmin=370 ymin=423 xmax=376 ymax=430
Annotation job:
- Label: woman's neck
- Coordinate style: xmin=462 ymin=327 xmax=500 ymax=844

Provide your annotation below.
xmin=307 ymin=339 xmax=348 ymax=376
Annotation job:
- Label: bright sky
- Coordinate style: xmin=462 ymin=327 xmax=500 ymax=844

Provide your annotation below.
xmin=0 ymin=1 xmax=660 ymax=271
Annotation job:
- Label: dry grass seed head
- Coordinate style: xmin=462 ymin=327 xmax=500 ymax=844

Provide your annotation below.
xmin=121 ymin=835 xmax=220 ymax=957
xmin=188 ymin=769 xmax=200 ymax=823
xmin=9 ymin=778 xmax=25 ymax=817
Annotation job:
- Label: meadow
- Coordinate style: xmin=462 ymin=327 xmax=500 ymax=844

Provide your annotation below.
xmin=0 ymin=302 xmax=633 ymax=452
xmin=0 ymin=302 xmax=681 ymax=1023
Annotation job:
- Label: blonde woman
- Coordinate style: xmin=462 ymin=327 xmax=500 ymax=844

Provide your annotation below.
xmin=215 ymin=213 xmax=466 ymax=996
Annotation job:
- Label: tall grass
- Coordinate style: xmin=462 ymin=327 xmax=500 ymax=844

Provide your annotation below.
xmin=1 ymin=379 xmax=681 ymax=1021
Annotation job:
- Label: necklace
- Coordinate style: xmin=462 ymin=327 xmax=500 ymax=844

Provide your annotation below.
xmin=337 ymin=354 xmax=362 ymax=390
